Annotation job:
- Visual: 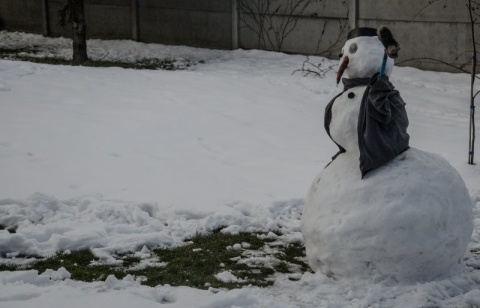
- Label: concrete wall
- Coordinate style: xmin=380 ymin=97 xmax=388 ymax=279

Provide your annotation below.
xmin=0 ymin=0 xmax=44 ymax=33
xmin=0 ymin=0 xmax=232 ymax=49
xmin=0 ymin=0 xmax=475 ymax=72
xmin=238 ymin=1 xmax=349 ymax=59
xmin=358 ymin=0 xmax=473 ymax=72
xmin=138 ymin=0 xmax=232 ymax=49
xmin=238 ymin=0 xmax=475 ymax=72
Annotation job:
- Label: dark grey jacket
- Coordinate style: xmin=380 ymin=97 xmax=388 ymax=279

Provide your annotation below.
xmin=325 ymin=73 xmax=410 ymax=177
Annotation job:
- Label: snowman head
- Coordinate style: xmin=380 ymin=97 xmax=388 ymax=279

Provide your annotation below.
xmin=337 ymin=26 xmax=399 ymax=84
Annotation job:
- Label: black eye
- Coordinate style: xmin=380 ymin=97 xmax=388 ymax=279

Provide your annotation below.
xmin=339 ymin=53 xmax=343 ymax=58
xmin=349 ymin=43 xmax=358 ymax=54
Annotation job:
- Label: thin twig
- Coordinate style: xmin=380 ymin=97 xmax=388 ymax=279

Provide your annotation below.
xmin=292 ymin=56 xmax=336 ymax=78
xmin=473 ymin=89 xmax=480 ymax=99
xmin=237 ymin=0 xmax=319 ymax=51
xmin=410 ymin=0 xmax=442 ymax=21
xmin=396 ymin=57 xmax=480 ymax=79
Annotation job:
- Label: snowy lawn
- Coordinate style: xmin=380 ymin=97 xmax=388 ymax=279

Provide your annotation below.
xmin=0 ymin=31 xmax=480 ymax=307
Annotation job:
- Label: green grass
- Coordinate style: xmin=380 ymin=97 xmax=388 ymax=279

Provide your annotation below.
xmin=0 ymin=47 xmax=198 ymax=70
xmin=136 ymin=231 xmax=276 ymax=289
xmin=0 ymin=231 xmax=311 ymax=290
xmin=0 ymin=264 xmax=17 ymax=271
xmin=276 ymin=242 xmax=311 ymax=272
xmin=31 ymin=250 xmax=126 ymax=282
xmin=0 ymin=47 xmax=32 ymax=55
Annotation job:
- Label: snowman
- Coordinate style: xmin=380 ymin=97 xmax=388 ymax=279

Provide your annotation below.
xmin=301 ymin=27 xmax=473 ymax=282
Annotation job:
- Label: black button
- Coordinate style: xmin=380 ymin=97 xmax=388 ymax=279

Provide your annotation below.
xmin=348 ymin=92 xmax=355 ymax=99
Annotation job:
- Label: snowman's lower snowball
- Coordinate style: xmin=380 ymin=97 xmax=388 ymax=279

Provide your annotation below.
xmin=301 ymin=148 xmax=473 ymax=282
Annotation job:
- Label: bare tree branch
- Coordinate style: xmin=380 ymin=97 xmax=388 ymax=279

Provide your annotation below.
xmin=292 ymin=56 xmax=336 ymax=78
xmin=473 ymin=89 xmax=480 ymax=99
xmin=396 ymin=57 xmax=480 ymax=78
xmin=238 ymin=0 xmax=321 ymax=51
xmin=315 ymin=17 xmax=349 ymax=58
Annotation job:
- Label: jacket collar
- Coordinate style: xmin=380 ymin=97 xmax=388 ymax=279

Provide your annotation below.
xmin=341 ymin=77 xmax=371 ymax=91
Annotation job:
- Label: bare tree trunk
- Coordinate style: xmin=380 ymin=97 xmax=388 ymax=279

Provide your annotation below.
xmin=468 ymin=0 xmax=476 ymax=164
xmin=71 ymin=0 xmax=88 ymax=63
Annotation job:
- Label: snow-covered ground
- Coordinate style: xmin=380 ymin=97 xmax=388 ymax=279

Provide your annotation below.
xmin=0 ymin=31 xmax=480 ymax=307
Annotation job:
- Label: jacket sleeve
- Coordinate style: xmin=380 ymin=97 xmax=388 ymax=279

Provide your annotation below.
xmin=367 ymin=74 xmax=406 ymax=125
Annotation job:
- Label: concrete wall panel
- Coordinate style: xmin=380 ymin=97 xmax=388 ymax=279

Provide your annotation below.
xmin=359 ymin=0 xmax=469 ymax=23
xmin=139 ymin=0 xmax=231 ymax=12
xmin=48 ymin=1 xmax=72 ymax=37
xmin=239 ymin=15 xmax=348 ymax=57
xmin=238 ymin=0 xmax=348 ymax=18
xmin=86 ymin=0 xmax=129 ymax=5
xmin=302 ymin=1 xmax=349 ymax=19
xmin=47 ymin=0 xmax=130 ymax=39
xmin=138 ymin=7 xmax=232 ymax=49
xmin=0 ymin=0 xmax=43 ymax=33
xmin=85 ymin=3 xmax=131 ymax=39
xmin=360 ymin=19 xmax=471 ymax=72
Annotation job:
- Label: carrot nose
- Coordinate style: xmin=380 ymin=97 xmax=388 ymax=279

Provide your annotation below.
xmin=336 ymin=56 xmax=349 ymax=85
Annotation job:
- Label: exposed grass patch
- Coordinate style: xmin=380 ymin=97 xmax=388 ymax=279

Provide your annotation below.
xmin=276 ymin=242 xmax=311 ymax=272
xmin=0 ymin=264 xmax=17 ymax=271
xmin=0 ymin=47 xmax=33 ymax=55
xmin=0 ymin=231 xmax=310 ymax=290
xmin=120 ymin=255 xmax=142 ymax=268
xmin=31 ymin=250 xmax=126 ymax=282
xmin=466 ymin=247 xmax=480 ymax=270
xmin=0 ymin=47 xmax=198 ymax=70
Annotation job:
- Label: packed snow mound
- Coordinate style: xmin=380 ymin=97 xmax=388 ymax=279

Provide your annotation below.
xmin=0 ymin=193 xmax=303 ymax=259
xmin=301 ymin=148 xmax=473 ymax=282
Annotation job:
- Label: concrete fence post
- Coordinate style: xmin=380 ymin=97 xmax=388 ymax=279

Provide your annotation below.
xmin=131 ymin=0 xmax=139 ymax=41
xmin=42 ymin=0 xmax=50 ymax=36
xmin=349 ymin=0 xmax=359 ymax=30
xmin=232 ymin=0 xmax=239 ymax=49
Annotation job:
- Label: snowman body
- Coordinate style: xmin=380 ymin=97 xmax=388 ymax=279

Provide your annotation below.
xmin=328 ymin=85 xmax=366 ymax=156
xmin=302 ymin=147 xmax=473 ymax=281
xmin=301 ymin=30 xmax=473 ymax=281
